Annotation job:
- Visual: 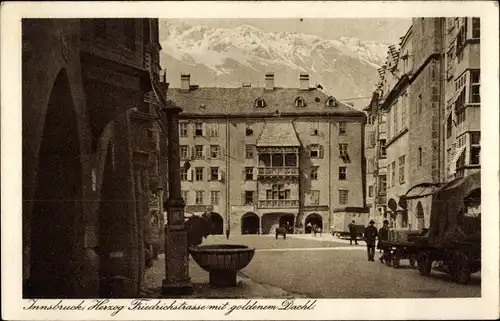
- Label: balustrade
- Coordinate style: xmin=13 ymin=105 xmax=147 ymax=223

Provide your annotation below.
xmin=258 ymin=199 xmax=299 ymax=208
xmin=257 ymin=166 xmax=299 ymax=177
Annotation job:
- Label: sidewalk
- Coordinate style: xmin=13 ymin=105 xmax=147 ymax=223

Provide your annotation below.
xmin=141 ymin=254 xmax=307 ymax=298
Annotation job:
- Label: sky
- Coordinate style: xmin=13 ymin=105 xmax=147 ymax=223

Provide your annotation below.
xmin=165 ymin=18 xmax=412 ymax=44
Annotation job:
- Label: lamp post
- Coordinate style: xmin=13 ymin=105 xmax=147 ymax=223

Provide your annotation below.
xmin=161 ymin=100 xmax=193 ymax=295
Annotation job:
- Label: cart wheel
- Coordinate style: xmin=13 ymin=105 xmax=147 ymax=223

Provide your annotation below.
xmin=452 ymin=251 xmax=471 ymax=284
xmin=392 ymin=255 xmax=400 ymax=269
xmin=384 ymin=252 xmax=392 ymax=267
xmin=417 ymin=251 xmax=432 ymax=276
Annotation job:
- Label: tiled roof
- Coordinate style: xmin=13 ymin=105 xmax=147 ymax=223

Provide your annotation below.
xmin=165 ymin=86 xmax=364 ymax=117
xmin=257 ymin=122 xmax=300 ymax=147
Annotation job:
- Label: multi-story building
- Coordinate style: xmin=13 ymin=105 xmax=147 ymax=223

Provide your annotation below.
xmin=364 ymin=17 xmax=481 ymax=231
xmin=22 ymin=19 xmax=167 ymax=298
xmin=443 ymin=17 xmax=481 ymax=181
xmin=363 ymin=102 xmax=377 ymax=223
xmin=167 ymin=72 xmax=366 ymax=235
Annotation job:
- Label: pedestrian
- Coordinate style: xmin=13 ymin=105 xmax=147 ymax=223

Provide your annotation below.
xmin=348 ymin=220 xmax=358 ymax=245
xmin=364 ymin=220 xmax=378 ymax=261
xmin=307 ymin=222 xmax=312 ymax=235
xmin=225 ymin=228 xmax=230 ymax=240
xmin=377 ymin=220 xmax=390 ymax=263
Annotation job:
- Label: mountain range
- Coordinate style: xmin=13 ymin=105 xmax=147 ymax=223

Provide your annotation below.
xmin=159 ymin=20 xmax=391 ymax=109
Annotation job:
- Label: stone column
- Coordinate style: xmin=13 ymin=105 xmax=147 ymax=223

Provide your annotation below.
xmin=162 ymin=105 xmax=193 ymax=295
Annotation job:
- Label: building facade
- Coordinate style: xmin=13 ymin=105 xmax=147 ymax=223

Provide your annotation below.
xmin=364 ymin=17 xmax=481 ymax=231
xmin=167 ymin=73 xmax=366 ymax=235
xmin=22 ymin=19 xmax=166 ymax=298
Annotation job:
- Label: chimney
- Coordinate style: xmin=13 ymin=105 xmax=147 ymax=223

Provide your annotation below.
xmin=181 ymin=74 xmax=191 ymax=92
xmin=265 ymin=72 xmax=274 ymax=91
xmin=299 ymin=73 xmax=309 ymax=91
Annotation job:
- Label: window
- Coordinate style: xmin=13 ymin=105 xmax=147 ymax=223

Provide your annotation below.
xmin=194 ymin=145 xmax=204 ymax=159
xmin=311 ymin=190 xmax=320 ymax=205
xmin=457 ymin=108 xmax=466 ymax=124
xmin=378 ymin=175 xmax=387 ymax=195
xmin=310 ymin=167 xmax=319 ymax=180
xmin=244 ymin=191 xmax=255 ymax=205
xmin=391 ymin=161 xmax=396 ymax=187
xmin=245 ymin=123 xmax=254 ymax=136
xmin=194 ymin=122 xmax=203 ymax=136
xmin=245 ymin=167 xmax=254 ymax=180
xmin=418 ymin=147 xmax=423 ymax=166
xmin=339 ymin=167 xmax=346 ymax=180
xmin=266 ymin=184 xmax=290 ymax=200
xmin=379 ymin=139 xmax=386 ymax=157
xmin=446 ymin=45 xmax=455 ymax=80
xmin=179 ymin=123 xmax=188 ymax=137
xmin=470 ymin=132 xmax=480 ymax=165
xmin=195 ymin=191 xmax=204 ymax=205
xmin=339 ymin=144 xmax=348 ymax=157
xmin=296 ymin=98 xmax=305 ymax=107
xmin=195 ymin=167 xmax=204 ymax=181
xmin=311 ymin=121 xmax=319 ymax=136
xmin=338 ymin=121 xmax=347 ymax=135
xmin=210 ymin=191 xmax=220 ymax=205
xmin=470 ymin=70 xmax=480 ymax=103
xmin=339 ymin=190 xmax=348 ymax=205
xmin=326 ymin=98 xmax=337 ymax=107
xmin=368 ymin=185 xmax=373 ymax=198
xmin=210 ymin=145 xmax=220 ymax=159
xmin=256 ymin=99 xmax=266 ymax=108
xmin=399 ymin=155 xmax=406 ymax=184
xmin=181 ymin=168 xmax=188 ymax=181
xmin=182 ymin=190 xmax=189 ymax=203
xmin=209 ymin=124 xmax=219 ymax=137
xmin=245 ymin=145 xmax=254 ymax=159
xmin=401 ymin=93 xmax=408 ymax=128
xmin=180 ymin=145 xmax=189 ymax=160
xmin=446 ymin=115 xmax=453 ymax=138
xmin=210 ymin=167 xmax=219 ymax=181
xmin=309 ymin=144 xmax=323 ymax=158
xmin=472 ymin=18 xmax=480 ymax=39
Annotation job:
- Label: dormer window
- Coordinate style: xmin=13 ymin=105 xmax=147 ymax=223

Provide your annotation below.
xmin=295 ymin=97 xmax=305 ymax=107
xmin=255 ymin=98 xmax=266 ymax=108
xmin=326 ymin=97 xmax=337 ymax=107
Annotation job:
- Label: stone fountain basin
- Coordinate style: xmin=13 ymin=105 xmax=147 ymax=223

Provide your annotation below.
xmin=189 ymin=244 xmax=256 ymax=287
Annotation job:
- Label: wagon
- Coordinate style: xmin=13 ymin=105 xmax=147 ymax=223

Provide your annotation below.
xmin=379 ymin=229 xmax=427 ymax=268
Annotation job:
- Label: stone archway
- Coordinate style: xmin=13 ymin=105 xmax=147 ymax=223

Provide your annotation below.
xmin=305 ymin=213 xmax=323 ymax=234
xmin=28 ymin=69 xmax=83 ymax=298
xmin=207 ymin=212 xmax=224 ymax=235
xmin=241 ymin=212 xmax=260 ymax=235
xmin=416 ymin=201 xmax=425 ymax=229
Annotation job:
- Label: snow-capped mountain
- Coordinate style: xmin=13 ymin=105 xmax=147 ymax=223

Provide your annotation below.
xmin=159 ymin=20 xmax=390 ymax=109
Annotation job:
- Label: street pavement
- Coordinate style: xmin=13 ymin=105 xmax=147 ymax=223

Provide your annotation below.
xmin=201 ymin=234 xmax=481 ymax=298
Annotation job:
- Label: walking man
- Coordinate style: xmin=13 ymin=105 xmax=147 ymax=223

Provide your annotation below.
xmin=377 ymin=220 xmax=390 ymax=263
xmin=348 ymin=220 xmax=358 ymax=245
xmin=364 ymin=220 xmax=378 ymax=261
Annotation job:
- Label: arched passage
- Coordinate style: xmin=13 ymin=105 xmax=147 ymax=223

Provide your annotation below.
xmin=28 ymin=70 xmax=82 ymax=298
xmin=279 ymin=214 xmax=295 ymax=233
xmin=207 ymin=212 xmax=224 ymax=235
xmin=241 ymin=212 xmax=260 ymax=234
xmin=305 ymin=213 xmax=323 ymax=234
xmin=416 ymin=202 xmax=425 ymax=229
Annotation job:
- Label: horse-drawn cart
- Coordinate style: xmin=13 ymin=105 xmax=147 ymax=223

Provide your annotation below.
xmin=380 ymin=171 xmax=481 ymax=284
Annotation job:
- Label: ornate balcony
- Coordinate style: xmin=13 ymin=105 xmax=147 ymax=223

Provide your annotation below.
xmin=258 ymin=199 xmax=299 ymax=208
xmin=257 ymin=167 xmax=299 ymax=178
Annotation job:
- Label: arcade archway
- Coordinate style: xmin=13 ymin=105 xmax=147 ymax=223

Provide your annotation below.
xmin=241 ymin=212 xmax=260 ymax=234
xmin=305 ymin=213 xmax=323 ymax=234
xmin=279 ymin=214 xmax=295 ymax=233
xmin=29 ymin=70 xmax=82 ymax=297
xmin=206 ymin=212 xmax=224 ymax=235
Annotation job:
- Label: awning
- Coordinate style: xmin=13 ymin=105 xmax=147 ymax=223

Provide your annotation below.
xmin=450 ymin=145 xmax=466 ymax=174
xmin=257 ymin=122 xmax=300 ymax=147
xmin=404 ymin=183 xmax=443 ymax=199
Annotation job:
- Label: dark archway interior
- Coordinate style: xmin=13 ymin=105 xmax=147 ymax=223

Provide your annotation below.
xmin=305 ymin=214 xmax=323 ymax=234
xmin=241 ymin=213 xmax=259 ymax=234
xmin=28 ymin=70 xmax=82 ymax=298
xmin=209 ymin=212 xmax=224 ymax=235
xmin=279 ymin=214 xmax=295 ymax=233
xmin=416 ymin=201 xmax=425 ymax=229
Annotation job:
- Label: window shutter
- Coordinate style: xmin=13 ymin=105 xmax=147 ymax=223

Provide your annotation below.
xmin=218 ymin=168 xmax=222 ymax=181
xmin=221 ymin=147 xmax=226 ymax=159
xmin=202 ymin=123 xmax=206 ymax=136
xmin=319 ymin=145 xmax=324 ymax=158
xmin=253 ymin=167 xmax=258 ymax=180
xmin=242 ymin=168 xmax=246 ymax=180
xmin=193 ymin=124 xmax=197 ymax=136
xmin=242 ymin=192 xmax=246 ymax=205
xmin=205 ymin=146 xmax=210 ymax=159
